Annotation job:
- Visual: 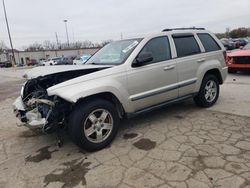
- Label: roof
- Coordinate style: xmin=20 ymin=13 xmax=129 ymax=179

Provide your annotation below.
xmin=141 ymin=28 xmax=212 ymax=40
xmin=162 ymin=27 xmax=205 ymax=32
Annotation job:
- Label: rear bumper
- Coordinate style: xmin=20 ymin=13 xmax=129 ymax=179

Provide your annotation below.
xmin=221 ymin=67 xmax=228 ymax=83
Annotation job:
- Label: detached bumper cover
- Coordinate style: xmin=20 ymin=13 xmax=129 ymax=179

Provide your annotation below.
xmin=13 ymin=97 xmax=46 ymax=128
xmin=13 ymin=97 xmax=27 ymax=122
xmin=13 ymin=97 xmax=25 ymax=111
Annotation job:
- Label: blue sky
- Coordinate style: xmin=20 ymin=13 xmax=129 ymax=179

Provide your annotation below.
xmin=0 ymin=0 xmax=250 ymax=49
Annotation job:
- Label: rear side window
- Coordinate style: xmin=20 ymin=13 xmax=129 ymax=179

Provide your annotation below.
xmin=198 ymin=33 xmax=221 ymax=52
xmin=139 ymin=36 xmax=171 ymax=64
xmin=173 ymin=35 xmax=201 ymax=57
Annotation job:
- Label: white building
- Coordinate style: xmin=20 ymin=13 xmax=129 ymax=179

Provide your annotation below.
xmin=0 ymin=47 xmax=99 ymax=65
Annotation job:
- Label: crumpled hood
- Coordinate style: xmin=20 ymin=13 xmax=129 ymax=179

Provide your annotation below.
xmin=23 ymin=65 xmax=111 ymax=79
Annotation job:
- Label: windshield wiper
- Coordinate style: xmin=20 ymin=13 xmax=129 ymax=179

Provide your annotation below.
xmin=89 ymin=62 xmax=100 ymax=65
xmin=90 ymin=62 xmax=107 ymax=65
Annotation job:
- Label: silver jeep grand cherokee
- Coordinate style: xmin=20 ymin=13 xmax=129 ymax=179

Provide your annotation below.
xmin=13 ymin=28 xmax=228 ymax=151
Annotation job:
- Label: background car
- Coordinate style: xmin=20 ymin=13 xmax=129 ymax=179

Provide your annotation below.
xmin=73 ymin=54 xmax=91 ymax=65
xmin=38 ymin=58 xmax=46 ymax=66
xmin=57 ymin=56 xmax=76 ymax=65
xmin=238 ymin=39 xmax=248 ymax=46
xmin=0 ymin=61 xmax=12 ymax=68
xmin=42 ymin=57 xmax=61 ymax=66
xmin=232 ymin=39 xmax=248 ymax=48
xmin=226 ymin=43 xmax=250 ymax=73
xmin=26 ymin=59 xmax=38 ymax=66
xmin=220 ymin=39 xmax=235 ymax=50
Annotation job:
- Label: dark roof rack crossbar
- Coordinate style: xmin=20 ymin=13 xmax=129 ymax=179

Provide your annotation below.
xmin=162 ymin=27 xmax=205 ymax=32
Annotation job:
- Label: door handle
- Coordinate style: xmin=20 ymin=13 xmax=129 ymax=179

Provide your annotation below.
xmin=197 ymin=59 xmax=206 ymax=63
xmin=164 ymin=65 xmax=175 ymax=71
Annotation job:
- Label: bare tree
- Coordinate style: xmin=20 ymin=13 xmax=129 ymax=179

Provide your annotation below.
xmin=24 ymin=42 xmax=44 ymax=51
xmin=0 ymin=41 xmax=8 ymax=53
xmin=101 ymin=40 xmax=113 ymax=47
xmin=80 ymin=40 xmax=94 ymax=48
xmin=22 ymin=38 xmax=112 ymax=52
xmin=215 ymin=27 xmax=250 ymax=39
xmin=43 ymin=40 xmax=57 ymax=50
xmin=229 ymin=27 xmax=248 ymax=38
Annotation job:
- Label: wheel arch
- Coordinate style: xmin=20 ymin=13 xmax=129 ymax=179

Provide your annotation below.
xmin=203 ymin=68 xmax=223 ymax=84
xmin=75 ymin=92 xmax=125 ymax=118
xmin=195 ymin=67 xmax=223 ymax=93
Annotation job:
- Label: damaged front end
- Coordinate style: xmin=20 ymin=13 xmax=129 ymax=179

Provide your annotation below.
xmin=13 ymin=65 xmax=111 ymax=133
xmin=13 ymin=82 xmax=71 ymax=133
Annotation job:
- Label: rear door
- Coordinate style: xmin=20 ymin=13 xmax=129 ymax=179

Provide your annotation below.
xmin=196 ymin=33 xmax=223 ymax=66
xmin=172 ymin=33 xmax=203 ymax=97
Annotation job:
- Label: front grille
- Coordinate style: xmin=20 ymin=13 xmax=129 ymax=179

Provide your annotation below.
xmin=234 ymin=57 xmax=250 ymax=64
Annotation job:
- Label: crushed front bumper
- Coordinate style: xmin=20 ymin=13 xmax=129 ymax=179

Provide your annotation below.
xmin=13 ymin=97 xmax=27 ymax=123
xmin=13 ymin=97 xmax=46 ymax=128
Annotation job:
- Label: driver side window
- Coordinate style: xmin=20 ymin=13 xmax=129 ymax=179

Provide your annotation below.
xmin=139 ymin=36 xmax=171 ymax=65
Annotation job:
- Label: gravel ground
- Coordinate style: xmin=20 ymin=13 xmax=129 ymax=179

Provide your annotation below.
xmin=0 ymin=80 xmax=24 ymax=102
xmin=0 ymin=69 xmax=250 ymax=188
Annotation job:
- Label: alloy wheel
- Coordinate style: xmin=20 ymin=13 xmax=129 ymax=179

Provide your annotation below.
xmin=83 ymin=109 xmax=113 ymax=143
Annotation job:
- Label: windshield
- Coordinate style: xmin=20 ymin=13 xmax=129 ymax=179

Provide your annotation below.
xmin=86 ymin=39 xmax=142 ymax=65
xmin=244 ymin=43 xmax=250 ymax=50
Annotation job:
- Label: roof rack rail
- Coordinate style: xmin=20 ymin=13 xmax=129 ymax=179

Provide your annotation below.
xmin=162 ymin=27 xmax=205 ymax=32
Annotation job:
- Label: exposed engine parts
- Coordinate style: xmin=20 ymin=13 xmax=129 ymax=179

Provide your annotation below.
xmin=13 ymin=66 xmax=110 ymax=134
xmin=27 ymin=98 xmax=55 ymax=107
xmin=15 ymin=70 xmax=88 ymax=133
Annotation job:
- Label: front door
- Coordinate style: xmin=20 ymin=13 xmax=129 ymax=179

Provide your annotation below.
xmin=127 ymin=36 xmax=178 ymax=111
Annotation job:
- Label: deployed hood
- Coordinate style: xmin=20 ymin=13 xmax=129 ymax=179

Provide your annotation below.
xmin=23 ymin=65 xmax=111 ymax=79
xmin=227 ymin=49 xmax=250 ymax=57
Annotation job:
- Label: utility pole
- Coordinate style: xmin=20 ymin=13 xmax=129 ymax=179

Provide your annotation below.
xmin=55 ymin=32 xmax=59 ymax=48
xmin=72 ymin=28 xmax=75 ymax=44
xmin=63 ymin=20 xmax=70 ymax=47
xmin=2 ymin=0 xmax=16 ymax=65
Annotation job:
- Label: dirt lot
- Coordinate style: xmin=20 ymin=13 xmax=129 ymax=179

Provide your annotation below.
xmin=0 ymin=69 xmax=250 ymax=188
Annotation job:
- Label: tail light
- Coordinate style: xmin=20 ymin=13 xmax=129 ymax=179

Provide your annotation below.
xmin=223 ymin=51 xmax=227 ymax=63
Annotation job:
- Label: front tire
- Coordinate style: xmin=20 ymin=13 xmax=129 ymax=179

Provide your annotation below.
xmin=194 ymin=74 xmax=220 ymax=107
xmin=69 ymin=99 xmax=120 ymax=151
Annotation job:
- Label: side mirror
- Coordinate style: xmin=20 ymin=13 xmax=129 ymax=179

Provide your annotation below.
xmin=133 ymin=52 xmax=153 ymax=67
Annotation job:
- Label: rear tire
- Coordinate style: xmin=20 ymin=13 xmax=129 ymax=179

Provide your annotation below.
xmin=194 ymin=74 xmax=219 ymax=108
xmin=68 ymin=99 xmax=120 ymax=151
